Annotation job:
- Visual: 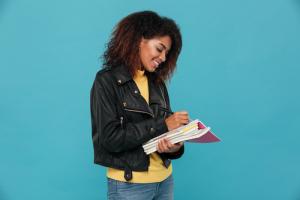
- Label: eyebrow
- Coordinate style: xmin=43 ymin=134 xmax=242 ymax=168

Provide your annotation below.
xmin=159 ymin=43 xmax=170 ymax=51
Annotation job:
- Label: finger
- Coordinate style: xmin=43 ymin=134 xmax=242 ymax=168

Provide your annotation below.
xmin=165 ymin=139 xmax=174 ymax=149
xmin=157 ymin=139 xmax=165 ymax=152
xmin=175 ymin=115 xmax=188 ymax=120
xmin=157 ymin=140 xmax=163 ymax=153
xmin=168 ymin=142 xmax=180 ymax=153
xmin=177 ymin=115 xmax=189 ymax=120
xmin=177 ymin=111 xmax=188 ymax=115
xmin=181 ymin=119 xmax=190 ymax=124
xmin=161 ymin=139 xmax=170 ymax=152
xmin=177 ymin=117 xmax=189 ymax=124
xmin=156 ymin=143 xmax=160 ymax=153
xmin=176 ymin=114 xmax=188 ymax=119
xmin=177 ymin=114 xmax=189 ymax=119
xmin=177 ymin=119 xmax=189 ymax=126
xmin=173 ymin=112 xmax=188 ymax=117
xmin=166 ymin=140 xmax=178 ymax=152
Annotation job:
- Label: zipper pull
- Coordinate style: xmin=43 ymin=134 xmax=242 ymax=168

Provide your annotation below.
xmin=120 ymin=116 xmax=124 ymax=128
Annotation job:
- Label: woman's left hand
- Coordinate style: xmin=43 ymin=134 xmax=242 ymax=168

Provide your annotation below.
xmin=157 ymin=138 xmax=183 ymax=153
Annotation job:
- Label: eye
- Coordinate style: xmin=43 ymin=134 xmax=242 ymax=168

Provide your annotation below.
xmin=156 ymin=47 xmax=163 ymax=52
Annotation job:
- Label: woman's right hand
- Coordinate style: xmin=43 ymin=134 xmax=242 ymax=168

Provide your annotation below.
xmin=165 ymin=111 xmax=189 ymax=131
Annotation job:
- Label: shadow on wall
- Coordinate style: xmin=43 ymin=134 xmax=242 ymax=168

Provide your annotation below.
xmin=0 ymin=0 xmax=8 ymax=19
xmin=0 ymin=188 xmax=9 ymax=200
xmin=294 ymin=0 xmax=300 ymax=10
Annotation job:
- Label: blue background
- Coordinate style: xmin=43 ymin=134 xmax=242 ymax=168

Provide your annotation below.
xmin=1 ymin=0 xmax=300 ymax=199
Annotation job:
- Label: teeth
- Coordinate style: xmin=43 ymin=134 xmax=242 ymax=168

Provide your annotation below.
xmin=154 ymin=61 xmax=159 ymax=67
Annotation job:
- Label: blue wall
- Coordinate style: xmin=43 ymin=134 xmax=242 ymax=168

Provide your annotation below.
xmin=1 ymin=0 xmax=300 ymax=199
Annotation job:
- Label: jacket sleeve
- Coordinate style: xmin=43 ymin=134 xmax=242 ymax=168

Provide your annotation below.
xmin=90 ymin=78 xmax=168 ymax=153
xmin=158 ymin=81 xmax=185 ymax=160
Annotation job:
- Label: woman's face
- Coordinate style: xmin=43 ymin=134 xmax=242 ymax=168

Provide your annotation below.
xmin=139 ymin=35 xmax=172 ymax=72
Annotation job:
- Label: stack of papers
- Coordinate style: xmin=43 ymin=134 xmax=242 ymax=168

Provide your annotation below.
xmin=143 ymin=119 xmax=220 ymax=155
xmin=187 ymin=120 xmax=220 ymax=143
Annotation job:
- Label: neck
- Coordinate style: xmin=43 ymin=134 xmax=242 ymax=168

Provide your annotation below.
xmin=138 ymin=65 xmax=144 ymax=71
xmin=135 ymin=68 xmax=145 ymax=77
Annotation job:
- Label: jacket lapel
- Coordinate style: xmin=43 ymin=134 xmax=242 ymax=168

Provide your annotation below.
xmin=112 ymin=65 xmax=165 ymax=117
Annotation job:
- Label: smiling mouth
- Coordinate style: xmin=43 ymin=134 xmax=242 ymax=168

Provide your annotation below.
xmin=153 ymin=60 xmax=160 ymax=67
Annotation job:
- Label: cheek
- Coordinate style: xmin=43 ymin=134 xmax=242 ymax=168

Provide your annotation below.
xmin=139 ymin=43 xmax=159 ymax=66
xmin=141 ymin=48 xmax=155 ymax=62
xmin=140 ymin=51 xmax=150 ymax=66
xmin=147 ymin=50 xmax=159 ymax=62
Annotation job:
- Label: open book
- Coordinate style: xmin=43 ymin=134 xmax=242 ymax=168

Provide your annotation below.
xmin=142 ymin=119 xmax=220 ymax=155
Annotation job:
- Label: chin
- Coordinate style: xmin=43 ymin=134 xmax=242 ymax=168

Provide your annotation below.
xmin=145 ymin=66 xmax=156 ymax=72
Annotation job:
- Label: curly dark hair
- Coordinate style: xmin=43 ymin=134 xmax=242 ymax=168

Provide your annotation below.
xmin=103 ymin=11 xmax=182 ymax=82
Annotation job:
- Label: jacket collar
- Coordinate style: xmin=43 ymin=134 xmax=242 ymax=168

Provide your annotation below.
xmin=111 ymin=65 xmax=164 ymax=106
xmin=148 ymin=80 xmax=164 ymax=105
xmin=111 ymin=65 xmax=133 ymax=85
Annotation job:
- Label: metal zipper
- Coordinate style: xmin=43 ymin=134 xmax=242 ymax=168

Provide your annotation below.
xmin=120 ymin=116 xmax=124 ymax=128
xmin=158 ymin=84 xmax=168 ymax=118
xmin=124 ymin=108 xmax=154 ymax=118
xmin=159 ymin=85 xmax=167 ymax=108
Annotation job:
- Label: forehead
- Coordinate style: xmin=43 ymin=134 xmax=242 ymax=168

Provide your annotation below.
xmin=151 ymin=36 xmax=172 ymax=50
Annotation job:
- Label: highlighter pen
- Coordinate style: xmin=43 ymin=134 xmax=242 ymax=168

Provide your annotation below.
xmin=159 ymin=107 xmax=193 ymax=122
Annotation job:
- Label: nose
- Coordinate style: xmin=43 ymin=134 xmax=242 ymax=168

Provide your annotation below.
xmin=159 ymin=52 xmax=166 ymax=62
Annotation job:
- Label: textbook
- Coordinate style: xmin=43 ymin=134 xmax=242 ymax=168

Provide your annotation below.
xmin=142 ymin=119 xmax=220 ymax=155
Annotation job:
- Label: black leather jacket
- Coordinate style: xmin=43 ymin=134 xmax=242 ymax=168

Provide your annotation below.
xmin=90 ymin=65 xmax=184 ymax=181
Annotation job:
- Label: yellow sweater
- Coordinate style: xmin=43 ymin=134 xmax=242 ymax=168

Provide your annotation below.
xmin=107 ymin=70 xmax=172 ymax=183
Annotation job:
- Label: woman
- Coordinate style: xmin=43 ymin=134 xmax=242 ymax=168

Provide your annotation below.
xmin=90 ymin=11 xmax=189 ymax=200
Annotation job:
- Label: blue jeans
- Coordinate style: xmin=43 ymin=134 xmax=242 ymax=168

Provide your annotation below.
xmin=107 ymin=175 xmax=174 ymax=200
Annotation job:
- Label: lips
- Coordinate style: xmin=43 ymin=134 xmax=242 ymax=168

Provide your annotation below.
xmin=153 ymin=60 xmax=160 ymax=67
